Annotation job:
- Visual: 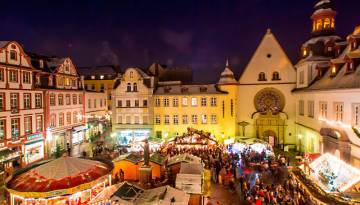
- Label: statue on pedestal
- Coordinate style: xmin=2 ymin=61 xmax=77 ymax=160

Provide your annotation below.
xmin=142 ymin=139 xmax=150 ymax=167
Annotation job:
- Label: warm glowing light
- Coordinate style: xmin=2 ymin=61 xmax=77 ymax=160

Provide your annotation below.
xmin=331 ymin=66 xmax=337 ymax=74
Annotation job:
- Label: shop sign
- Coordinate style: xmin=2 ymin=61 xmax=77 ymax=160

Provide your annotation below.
xmin=27 ymin=133 xmax=43 ymax=141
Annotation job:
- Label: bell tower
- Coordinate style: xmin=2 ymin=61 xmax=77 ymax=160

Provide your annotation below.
xmin=311 ymin=0 xmax=337 ymax=37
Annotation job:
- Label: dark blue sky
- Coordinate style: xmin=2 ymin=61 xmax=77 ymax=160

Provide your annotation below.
xmin=1 ymin=0 xmax=360 ymax=82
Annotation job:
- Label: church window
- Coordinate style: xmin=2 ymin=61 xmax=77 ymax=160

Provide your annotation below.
xmin=324 ymin=18 xmax=331 ymax=29
xmin=258 ymin=72 xmax=267 ymax=81
xmin=272 ymin=72 xmax=280 ymax=81
xmin=316 ymin=19 xmax=323 ymax=31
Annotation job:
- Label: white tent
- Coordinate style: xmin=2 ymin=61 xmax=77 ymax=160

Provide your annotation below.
xmin=136 ymin=186 xmax=190 ymax=205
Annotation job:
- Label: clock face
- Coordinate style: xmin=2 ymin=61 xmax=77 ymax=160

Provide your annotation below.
xmin=254 ymin=88 xmax=285 ymax=113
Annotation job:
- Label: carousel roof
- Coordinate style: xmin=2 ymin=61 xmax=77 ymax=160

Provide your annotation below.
xmin=6 ymin=157 xmax=112 ymax=193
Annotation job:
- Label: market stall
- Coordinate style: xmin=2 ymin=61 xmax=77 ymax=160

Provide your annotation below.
xmin=167 ymin=128 xmax=217 ymax=149
xmin=6 ymin=157 xmax=113 ymax=205
xmin=307 ymin=153 xmax=360 ymax=193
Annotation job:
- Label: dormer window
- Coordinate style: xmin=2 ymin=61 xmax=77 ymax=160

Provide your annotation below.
xmin=100 ymin=75 xmax=104 ymax=79
xmin=352 ymin=41 xmax=357 ymax=50
xmin=200 ymin=87 xmax=207 ymax=92
xmin=39 ymin=60 xmax=44 ymax=68
xmin=91 ymin=75 xmax=95 ymax=80
xmin=272 ymin=72 xmax=280 ymax=81
xmin=258 ymin=72 xmax=267 ymax=81
xmin=302 ymin=47 xmax=308 ymax=57
xmin=330 ymin=65 xmax=338 ymax=77
xmin=9 ymin=50 xmax=17 ymax=60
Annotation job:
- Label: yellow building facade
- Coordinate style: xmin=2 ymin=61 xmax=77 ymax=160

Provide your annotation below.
xmin=153 ymin=63 xmax=238 ymax=142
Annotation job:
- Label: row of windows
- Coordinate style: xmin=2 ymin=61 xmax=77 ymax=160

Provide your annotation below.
xmin=298 ymin=100 xmax=360 ymax=126
xmin=117 ymin=99 xmax=148 ymax=108
xmin=155 ymin=97 xmax=217 ymax=107
xmin=50 ymin=93 xmax=83 ymax=106
xmin=155 ymin=114 xmax=217 ymax=125
xmin=126 ymin=83 xmax=138 ymax=92
xmin=0 ymin=93 xmax=42 ymax=111
xmin=50 ymin=112 xmax=82 ymax=128
xmin=0 ymin=116 xmax=43 ymax=140
xmin=0 ymin=69 xmax=32 ymax=84
xmin=57 ymin=76 xmax=77 ymax=87
xmin=88 ymin=98 xmax=107 ymax=109
xmin=258 ymin=72 xmax=281 ymax=81
xmin=84 ymin=83 xmax=106 ymax=92
xmin=117 ymin=115 xmax=149 ymax=125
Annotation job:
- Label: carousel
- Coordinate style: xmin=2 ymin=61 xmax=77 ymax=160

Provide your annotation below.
xmin=167 ymin=128 xmax=218 ymax=149
xmin=5 ymin=157 xmax=113 ymax=205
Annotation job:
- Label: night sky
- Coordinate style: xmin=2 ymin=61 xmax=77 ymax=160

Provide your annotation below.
xmin=1 ymin=0 xmax=360 ymax=82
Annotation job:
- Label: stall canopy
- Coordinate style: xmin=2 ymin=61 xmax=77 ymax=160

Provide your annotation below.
xmin=136 ymin=185 xmax=190 ymax=205
xmin=167 ymin=154 xmax=201 ymax=167
xmin=6 ymin=156 xmax=112 ymax=192
xmin=168 ymin=128 xmax=217 ymax=146
xmin=309 ymin=153 xmax=360 ymax=193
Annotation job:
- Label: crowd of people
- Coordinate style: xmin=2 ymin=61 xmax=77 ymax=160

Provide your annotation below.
xmin=239 ymin=173 xmax=320 ymax=205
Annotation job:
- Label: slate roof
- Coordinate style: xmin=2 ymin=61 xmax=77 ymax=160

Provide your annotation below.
xmin=154 ymin=84 xmax=227 ymax=95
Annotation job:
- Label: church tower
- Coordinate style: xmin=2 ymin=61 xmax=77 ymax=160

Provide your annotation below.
xmin=311 ymin=0 xmax=337 ymax=37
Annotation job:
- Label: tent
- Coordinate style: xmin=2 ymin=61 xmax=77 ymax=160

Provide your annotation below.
xmin=136 ymin=185 xmax=190 ymax=205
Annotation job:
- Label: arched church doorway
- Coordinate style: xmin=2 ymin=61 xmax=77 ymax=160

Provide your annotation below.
xmin=263 ymin=130 xmax=276 ymax=147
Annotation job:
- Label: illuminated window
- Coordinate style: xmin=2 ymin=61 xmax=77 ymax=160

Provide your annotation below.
xmin=182 ymin=115 xmax=188 ymax=124
xmin=191 ymin=97 xmax=197 ymax=106
xmin=334 ymin=102 xmax=344 ymax=122
xmin=319 ymin=102 xmax=328 ymax=118
xmin=9 ymin=70 xmax=18 ymax=82
xmin=50 ymin=93 xmax=56 ymax=106
xmin=164 ymin=98 xmax=170 ymax=107
xmin=59 ymin=113 xmax=64 ymax=126
xmin=182 ymin=98 xmax=188 ymax=106
xmin=23 ymin=93 xmax=31 ymax=109
xmin=73 ymin=94 xmax=77 ymax=105
xmin=23 ymin=71 xmax=31 ymax=84
xmin=352 ymin=104 xmax=360 ymax=126
xmin=173 ymin=98 xmax=179 ymax=107
xmin=324 ymin=18 xmax=331 ymax=29
xmin=66 ymin=112 xmax=71 ymax=124
xmin=331 ymin=18 xmax=335 ymax=28
xmin=0 ymin=93 xmax=4 ymax=111
xmin=58 ymin=94 xmax=64 ymax=105
xmin=210 ymin=97 xmax=217 ymax=107
xmin=331 ymin=66 xmax=337 ymax=75
xmin=50 ymin=114 xmax=56 ymax=127
xmin=65 ymin=94 xmax=70 ymax=105
xmin=24 ymin=116 xmax=32 ymax=134
xmin=211 ymin=115 xmax=217 ymax=124
xmin=201 ymin=114 xmax=207 ymax=124
xmin=164 ymin=115 xmax=170 ymax=125
xmin=303 ymin=48 xmax=308 ymax=57
xmin=155 ymin=115 xmax=161 ymax=124
xmin=11 ymin=118 xmax=20 ymax=138
xmin=0 ymin=120 xmax=4 ymax=140
xmin=155 ymin=99 xmax=161 ymax=107
xmin=316 ymin=19 xmax=323 ymax=31
xmin=36 ymin=115 xmax=43 ymax=132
